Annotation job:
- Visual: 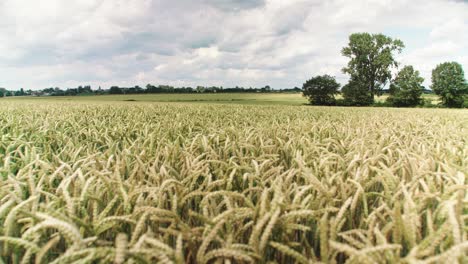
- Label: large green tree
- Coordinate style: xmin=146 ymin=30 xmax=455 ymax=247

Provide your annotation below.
xmin=302 ymin=75 xmax=340 ymax=105
xmin=431 ymin=62 xmax=467 ymax=108
xmin=341 ymin=33 xmax=404 ymax=103
xmin=387 ymin=65 xmax=424 ymax=107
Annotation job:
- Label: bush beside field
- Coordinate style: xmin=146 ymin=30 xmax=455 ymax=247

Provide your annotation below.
xmin=0 ymin=102 xmax=467 ymax=263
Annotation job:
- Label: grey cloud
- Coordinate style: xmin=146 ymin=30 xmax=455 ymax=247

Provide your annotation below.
xmin=0 ymin=0 xmax=466 ymax=90
xmin=202 ymin=0 xmax=265 ymax=11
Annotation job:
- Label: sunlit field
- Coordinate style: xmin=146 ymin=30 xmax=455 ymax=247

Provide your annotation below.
xmin=0 ymin=98 xmax=466 ymax=263
xmin=2 ymin=93 xmax=307 ymax=105
xmin=2 ymin=92 xmax=440 ymax=106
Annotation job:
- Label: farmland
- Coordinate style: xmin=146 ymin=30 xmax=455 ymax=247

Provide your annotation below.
xmin=0 ymin=97 xmax=466 ymax=263
xmin=2 ymin=92 xmax=440 ymax=106
xmin=2 ymin=93 xmax=307 ymax=105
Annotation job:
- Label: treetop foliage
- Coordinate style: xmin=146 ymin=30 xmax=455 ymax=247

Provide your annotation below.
xmin=431 ymin=61 xmax=467 ymax=108
xmin=387 ymin=65 xmax=425 ymax=107
xmin=341 ymin=33 xmax=404 ymax=101
xmin=302 ymin=75 xmax=340 ymax=105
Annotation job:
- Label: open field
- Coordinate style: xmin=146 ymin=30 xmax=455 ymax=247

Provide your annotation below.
xmin=2 ymin=93 xmax=308 ymax=105
xmin=0 ymin=100 xmax=466 ymax=263
xmin=2 ymin=92 xmax=440 ymax=106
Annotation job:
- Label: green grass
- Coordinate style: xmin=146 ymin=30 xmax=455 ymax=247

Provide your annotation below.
xmin=3 ymin=92 xmax=440 ymax=106
xmin=3 ymin=93 xmax=308 ymax=105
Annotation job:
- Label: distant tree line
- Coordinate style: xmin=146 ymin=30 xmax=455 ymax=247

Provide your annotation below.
xmin=303 ymin=33 xmax=468 ymax=108
xmin=0 ymin=85 xmax=302 ymax=97
xmin=0 ymin=88 xmax=27 ymax=97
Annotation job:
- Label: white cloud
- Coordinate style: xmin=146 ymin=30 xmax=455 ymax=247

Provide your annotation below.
xmin=0 ymin=0 xmax=467 ymax=89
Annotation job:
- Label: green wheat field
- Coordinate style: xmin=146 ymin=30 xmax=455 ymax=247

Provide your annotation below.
xmin=0 ymin=94 xmax=466 ymax=263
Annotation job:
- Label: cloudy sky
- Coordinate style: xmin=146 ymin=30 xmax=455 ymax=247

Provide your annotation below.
xmin=0 ymin=0 xmax=467 ymax=90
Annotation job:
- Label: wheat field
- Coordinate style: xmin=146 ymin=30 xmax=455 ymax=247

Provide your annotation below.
xmin=0 ymin=101 xmax=467 ymax=263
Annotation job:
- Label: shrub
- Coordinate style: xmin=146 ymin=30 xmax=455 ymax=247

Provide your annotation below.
xmin=302 ymin=75 xmax=340 ymax=105
xmin=387 ymin=66 xmax=424 ymax=107
xmin=431 ymin=62 xmax=468 ymax=108
xmin=341 ymin=78 xmax=373 ymax=106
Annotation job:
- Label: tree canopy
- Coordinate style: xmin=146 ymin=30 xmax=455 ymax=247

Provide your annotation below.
xmin=341 ymin=33 xmax=404 ymax=103
xmin=431 ymin=62 xmax=467 ymax=108
xmin=387 ymin=65 xmax=424 ymax=107
xmin=302 ymin=75 xmax=340 ymax=105
xmin=341 ymin=77 xmax=374 ymax=106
